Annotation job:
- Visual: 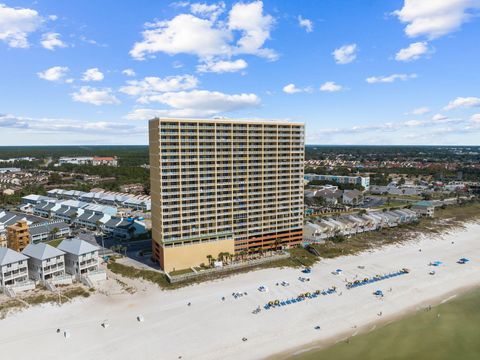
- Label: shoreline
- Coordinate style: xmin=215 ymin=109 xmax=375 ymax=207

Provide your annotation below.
xmin=1 ymin=222 xmax=480 ymax=360
xmin=273 ymin=282 xmax=480 ymax=359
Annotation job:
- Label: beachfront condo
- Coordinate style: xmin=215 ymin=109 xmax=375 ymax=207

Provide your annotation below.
xmin=149 ymin=118 xmax=305 ymax=272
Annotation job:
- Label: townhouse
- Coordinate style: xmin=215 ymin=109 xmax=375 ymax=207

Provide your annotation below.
xmin=304 ymin=209 xmax=418 ymax=243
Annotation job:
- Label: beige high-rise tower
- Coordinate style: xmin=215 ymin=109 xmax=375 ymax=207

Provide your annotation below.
xmin=149 ymin=118 xmax=304 ymax=272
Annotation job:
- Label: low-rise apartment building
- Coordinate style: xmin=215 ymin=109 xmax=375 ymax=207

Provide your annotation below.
xmin=7 ymin=220 xmax=30 ymax=252
xmin=305 ymin=174 xmax=370 ymax=190
xmin=411 ymin=201 xmax=435 ymax=217
xmin=29 ymin=221 xmax=71 ymax=243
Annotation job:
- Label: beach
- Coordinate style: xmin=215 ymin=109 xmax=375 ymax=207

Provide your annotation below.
xmin=1 ymin=222 xmax=480 ymax=360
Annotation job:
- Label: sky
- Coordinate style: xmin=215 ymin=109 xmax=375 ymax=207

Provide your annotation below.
xmin=1 ymin=0 xmax=480 ymax=146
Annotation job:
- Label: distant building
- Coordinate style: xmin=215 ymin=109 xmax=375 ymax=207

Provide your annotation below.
xmin=342 ymin=189 xmax=364 ymax=206
xmin=22 ymin=243 xmax=66 ymax=282
xmin=92 ymin=156 xmax=118 ymax=166
xmin=305 ymin=174 xmax=370 ymax=190
xmin=0 ymin=167 xmax=21 ymax=174
xmin=2 ymin=188 xmax=16 ymax=195
xmin=58 ymin=157 xmax=93 ymax=165
xmin=411 ymin=201 xmax=435 ymax=217
xmin=7 ymin=220 xmax=30 ymax=252
xmin=57 ymin=156 xmax=118 ymax=167
xmin=119 ymin=183 xmax=145 ymax=194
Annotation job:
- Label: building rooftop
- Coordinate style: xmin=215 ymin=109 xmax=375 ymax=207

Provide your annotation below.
xmin=0 ymin=247 xmax=28 ymax=266
xmin=22 ymin=243 xmax=65 ymax=260
xmin=150 ymin=117 xmax=304 ymax=126
xmin=57 ymin=238 xmax=99 ymax=255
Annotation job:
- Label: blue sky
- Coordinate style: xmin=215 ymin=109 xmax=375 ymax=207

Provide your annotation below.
xmin=1 ymin=0 xmax=480 ymax=145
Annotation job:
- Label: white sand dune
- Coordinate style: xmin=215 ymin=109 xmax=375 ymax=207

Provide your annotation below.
xmin=1 ymin=223 xmax=480 ymax=360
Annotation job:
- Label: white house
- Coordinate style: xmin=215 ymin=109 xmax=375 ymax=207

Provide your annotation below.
xmin=0 ymin=247 xmax=30 ymax=288
xmin=22 ymin=243 xmax=69 ymax=283
xmin=58 ymin=238 xmax=105 ymax=282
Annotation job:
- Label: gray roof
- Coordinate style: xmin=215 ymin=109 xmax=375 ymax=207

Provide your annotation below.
xmin=104 ymin=217 xmax=132 ymax=228
xmin=0 ymin=247 xmax=28 ymax=266
xmin=58 ymin=238 xmax=99 ymax=255
xmin=29 ymin=222 xmax=70 ymax=236
xmin=22 ymin=243 xmax=65 ymax=260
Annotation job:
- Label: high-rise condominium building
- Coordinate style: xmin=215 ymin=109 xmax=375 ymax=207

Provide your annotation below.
xmin=149 ymin=118 xmax=304 ymax=272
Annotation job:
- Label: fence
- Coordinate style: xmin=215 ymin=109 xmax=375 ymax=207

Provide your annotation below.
xmin=167 ymin=253 xmax=290 ymax=283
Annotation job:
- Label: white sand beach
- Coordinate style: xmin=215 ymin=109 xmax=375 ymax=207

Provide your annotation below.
xmin=1 ymin=222 xmax=480 ymax=360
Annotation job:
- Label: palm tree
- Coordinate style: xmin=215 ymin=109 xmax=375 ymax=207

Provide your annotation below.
xmin=49 ymin=227 xmax=59 ymax=240
xmin=206 ymin=254 xmax=213 ymax=267
xmin=223 ymin=252 xmax=231 ymax=264
xmin=127 ymin=226 xmax=136 ymax=241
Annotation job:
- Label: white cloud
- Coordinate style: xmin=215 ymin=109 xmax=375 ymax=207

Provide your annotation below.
xmin=119 ymin=75 xmax=199 ymax=99
xmin=0 ymin=113 xmax=144 ymax=135
xmin=395 ymin=41 xmax=430 ymax=61
xmin=82 ymin=68 xmax=104 ymax=82
xmin=404 ymin=119 xmax=425 ymax=126
xmin=197 ymin=58 xmax=247 ymax=73
xmin=190 ymin=2 xmax=225 ymax=21
xmin=228 ymin=1 xmax=276 ymax=60
xmin=37 ymin=66 xmax=69 ymax=81
xmin=71 ymin=86 xmax=120 ymax=106
xmin=122 ymin=69 xmax=136 ymax=77
xmin=432 ymin=113 xmax=448 ymax=121
xmin=411 ymin=106 xmax=430 ymax=115
xmin=332 ymin=44 xmax=357 ymax=64
xmin=40 ymin=32 xmax=67 ymax=50
xmin=130 ymin=14 xmax=230 ymax=60
xmin=125 ymin=90 xmax=260 ymax=118
xmin=283 ymin=84 xmax=299 ymax=94
xmin=444 ymin=96 xmax=480 ymax=110
xmin=393 ymin=0 xmax=480 ymax=39
xmin=366 ymin=73 xmax=417 ymax=83
xmin=319 ymin=81 xmax=343 ymax=92
xmin=298 ymin=16 xmax=313 ymax=33
xmin=471 ymin=114 xmax=480 ymax=123
xmin=130 ymin=1 xmax=276 ymax=62
xmin=0 ymin=3 xmax=42 ymax=48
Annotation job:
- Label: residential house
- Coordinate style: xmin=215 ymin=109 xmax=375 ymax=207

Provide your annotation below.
xmin=22 ymin=243 xmax=67 ymax=283
xmin=0 ymin=247 xmax=30 ymax=288
xmin=57 ymin=238 xmax=105 ymax=281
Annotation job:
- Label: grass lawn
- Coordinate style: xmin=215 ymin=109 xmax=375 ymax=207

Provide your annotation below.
xmin=107 ymin=260 xmax=171 ymax=288
xmin=46 ymin=238 xmax=63 ymax=247
xmin=0 ymin=299 xmax=25 ymax=319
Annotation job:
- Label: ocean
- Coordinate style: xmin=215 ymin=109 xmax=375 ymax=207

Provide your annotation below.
xmin=292 ymin=288 xmax=480 ymax=360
